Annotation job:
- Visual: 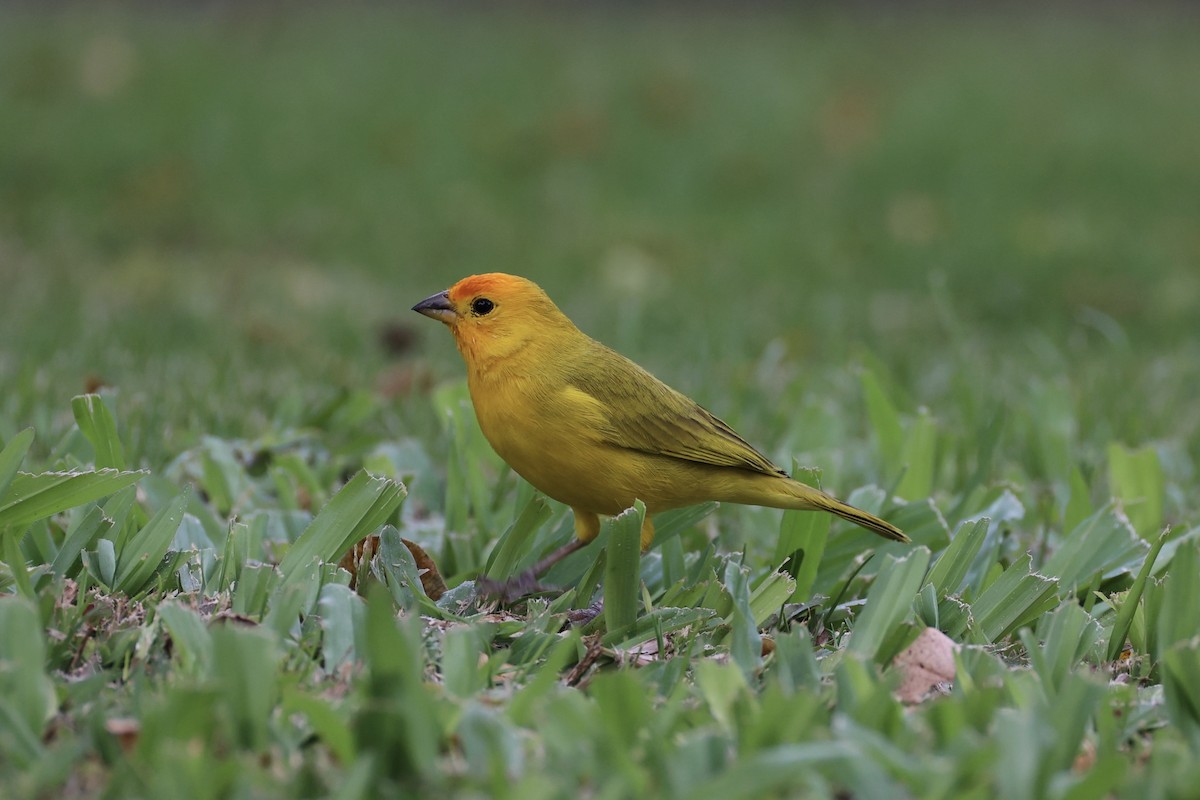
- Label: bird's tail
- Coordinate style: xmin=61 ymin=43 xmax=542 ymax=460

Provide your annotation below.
xmin=766 ymin=478 xmax=910 ymax=543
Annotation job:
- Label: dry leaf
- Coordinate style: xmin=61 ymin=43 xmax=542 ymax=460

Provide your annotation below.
xmin=338 ymin=536 xmax=447 ymax=600
xmin=1073 ymin=739 xmax=1097 ymax=773
xmin=565 ymin=633 xmax=605 ymax=687
xmin=893 ymin=627 xmax=958 ymax=704
xmin=105 ymin=718 xmax=140 ymax=754
xmin=338 ymin=534 xmax=380 ymax=590
xmin=295 ymin=486 xmax=312 ymax=512
xmin=400 ymin=538 xmax=448 ymax=600
xmin=621 ymin=638 xmax=661 ymax=667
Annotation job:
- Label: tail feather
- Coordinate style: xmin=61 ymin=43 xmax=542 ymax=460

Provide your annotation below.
xmin=769 ymin=478 xmax=909 ymax=543
xmin=816 ymin=495 xmax=909 ymax=542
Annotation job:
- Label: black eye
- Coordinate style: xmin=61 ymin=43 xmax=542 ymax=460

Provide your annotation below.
xmin=471 ymin=297 xmax=495 ymax=316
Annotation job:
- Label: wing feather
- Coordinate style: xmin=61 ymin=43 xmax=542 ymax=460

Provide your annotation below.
xmin=565 ymin=347 xmax=788 ymax=478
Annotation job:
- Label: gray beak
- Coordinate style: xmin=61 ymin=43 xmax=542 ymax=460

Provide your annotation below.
xmin=412 ymin=290 xmax=457 ymax=324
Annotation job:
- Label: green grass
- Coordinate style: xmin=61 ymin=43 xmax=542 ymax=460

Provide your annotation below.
xmin=2 ymin=4 xmax=1200 ymax=797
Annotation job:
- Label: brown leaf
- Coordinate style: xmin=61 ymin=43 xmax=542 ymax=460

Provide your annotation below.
xmin=893 ymin=627 xmax=958 ymax=704
xmin=565 ymin=633 xmax=605 ymax=687
xmin=295 ymin=486 xmax=313 ymax=512
xmin=619 ymin=638 xmax=662 ymax=667
xmin=1073 ymin=739 xmax=1097 ymax=773
xmin=338 ymin=534 xmax=380 ymax=590
xmin=400 ymin=538 xmax=448 ymax=601
xmin=105 ymin=718 xmax=140 ymax=754
xmin=338 ymin=535 xmax=448 ymax=600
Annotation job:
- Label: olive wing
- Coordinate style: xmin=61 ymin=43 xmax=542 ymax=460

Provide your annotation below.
xmin=566 ymin=350 xmax=789 ymax=478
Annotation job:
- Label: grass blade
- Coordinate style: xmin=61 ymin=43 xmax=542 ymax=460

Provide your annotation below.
xmin=114 ymin=490 xmax=189 ymax=594
xmin=317 ymin=583 xmax=365 ymax=673
xmin=278 ymin=470 xmax=406 ymax=585
xmin=860 ymin=368 xmax=903 ymax=467
xmin=0 ymin=597 xmax=57 ymax=761
xmin=748 ymin=568 xmax=797 ymax=627
xmin=49 ymin=504 xmax=114 ymax=579
xmin=1107 ymin=442 xmax=1164 ymax=539
xmin=71 ymin=394 xmax=127 ymax=470
xmin=691 ymin=742 xmax=855 ymax=800
xmin=0 ymin=428 xmax=34 ymax=501
xmin=971 ymin=554 xmax=1059 ymax=642
xmin=924 ymin=517 xmax=989 ymax=597
xmin=846 ymin=547 xmax=931 ymax=661
xmin=157 ymin=600 xmax=214 ymax=675
xmin=0 ymin=469 xmax=148 ymax=530
xmin=483 ymin=494 xmax=552 ymax=579
xmin=356 ymin=586 xmax=439 ymax=782
xmin=1064 ymin=466 xmax=1093 ymax=533
xmin=1023 ymin=603 xmax=1101 ymax=694
xmin=650 ymin=501 xmax=718 ymax=550
xmin=604 ymin=502 xmax=645 ymax=635
xmin=897 ymin=409 xmax=937 ymax=500
xmin=1043 ymin=506 xmax=1147 ymax=591
xmin=284 ymin=689 xmax=357 ymax=765
xmin=1152 ymin=537 xmax=1199 ymax=661
xmin=776 ymin=466 xmax=831 ymax=603
xmin=1161 ymin=642 xmax=1200 ymax=750
xmin=212 ymin=624 xmax=281 ymax=750
xmin=724 ymin=560 xmax=763 ymax=677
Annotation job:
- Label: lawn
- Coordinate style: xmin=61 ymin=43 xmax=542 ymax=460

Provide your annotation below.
xmin=2 ymin=4 xmax=1200 ymax=797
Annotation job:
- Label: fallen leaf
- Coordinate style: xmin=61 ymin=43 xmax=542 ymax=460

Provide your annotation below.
xmin=893 ymin=627 xmax=958 ymax=704
xmin=337 ymin=536 xmax=446 ymax=600
xmin=620 ymin=638 xmax=661 ymax=667
xmin=105 ymin=718 xmax=140 ymax=753
xmin=565 ymin=633 xmax=605 ymax=687
xmin=1073 ymin=738 xmax=1097 ymax=773
xmin=338 ymin=534 xmax=380 ymax=590
xmin=400 ymin=538 xmax=448 ymax=600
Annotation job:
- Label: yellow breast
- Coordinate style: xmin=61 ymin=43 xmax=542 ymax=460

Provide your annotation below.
xmin=468 ymin=369 xmax=724 ymax=516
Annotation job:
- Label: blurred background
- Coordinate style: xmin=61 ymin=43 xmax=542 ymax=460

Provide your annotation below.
xmin=2 ymin=2 xmax=1198 ymax=474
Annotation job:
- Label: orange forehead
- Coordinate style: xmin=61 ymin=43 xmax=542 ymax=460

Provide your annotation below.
xmin=447 ymin=273 xmax=529 ymax=302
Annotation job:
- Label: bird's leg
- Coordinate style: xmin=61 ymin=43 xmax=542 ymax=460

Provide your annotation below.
xmin=477 ymin=538 xmax=589 ymax=602
xmin=478 ymin=509 xmax=656 ymax=608
xmin=478 ymin=511 xmax=600 ymax=602
xmin=566 ymin=515 xmax=655 ymax=625
xmin=573 ymin=509 xmax=602 ymax=545
xmin=567 ymin=598 xmax=605 ymax=626
xmin=639 ymin=515 xmax=655 ymax=552
xmin=527 ymin=536 xmax=589 ymax=576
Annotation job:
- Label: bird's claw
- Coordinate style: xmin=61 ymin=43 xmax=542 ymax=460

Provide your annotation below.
xmin=565 ymin=599 xmax=604 ymax=627
xmin=477 ymin=569 xmax=553 ymax=603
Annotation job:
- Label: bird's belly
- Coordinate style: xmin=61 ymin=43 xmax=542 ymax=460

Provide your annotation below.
xmin=482 ymin=415 xmax=717 ymax=515
xmin=483 ymin=419 xmax=627 ymax=513
xmin=470 ymin=376 xmax=723 ymax=515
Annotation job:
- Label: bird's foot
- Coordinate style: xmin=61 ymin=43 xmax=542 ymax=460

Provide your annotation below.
xmin=477 ymin=573 xmax=603 ymax=628
xmin=477 ymin=569 xmax=553 ymax=603
xmin=477 ymin=539 xmax=592 ymax=604
xmin=566 ymin=599 xmax=604 ymax=627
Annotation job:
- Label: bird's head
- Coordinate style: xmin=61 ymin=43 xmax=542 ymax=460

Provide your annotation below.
xmin=412 ymin=273 xmax=576 ymax=365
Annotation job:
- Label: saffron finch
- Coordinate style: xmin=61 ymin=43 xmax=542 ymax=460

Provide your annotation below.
xmin=413 ymin=273 xmax=907 ymax=571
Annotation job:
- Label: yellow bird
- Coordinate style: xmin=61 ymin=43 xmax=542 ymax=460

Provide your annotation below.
xmin=414 ymin=273 xmax=907 ymax=577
